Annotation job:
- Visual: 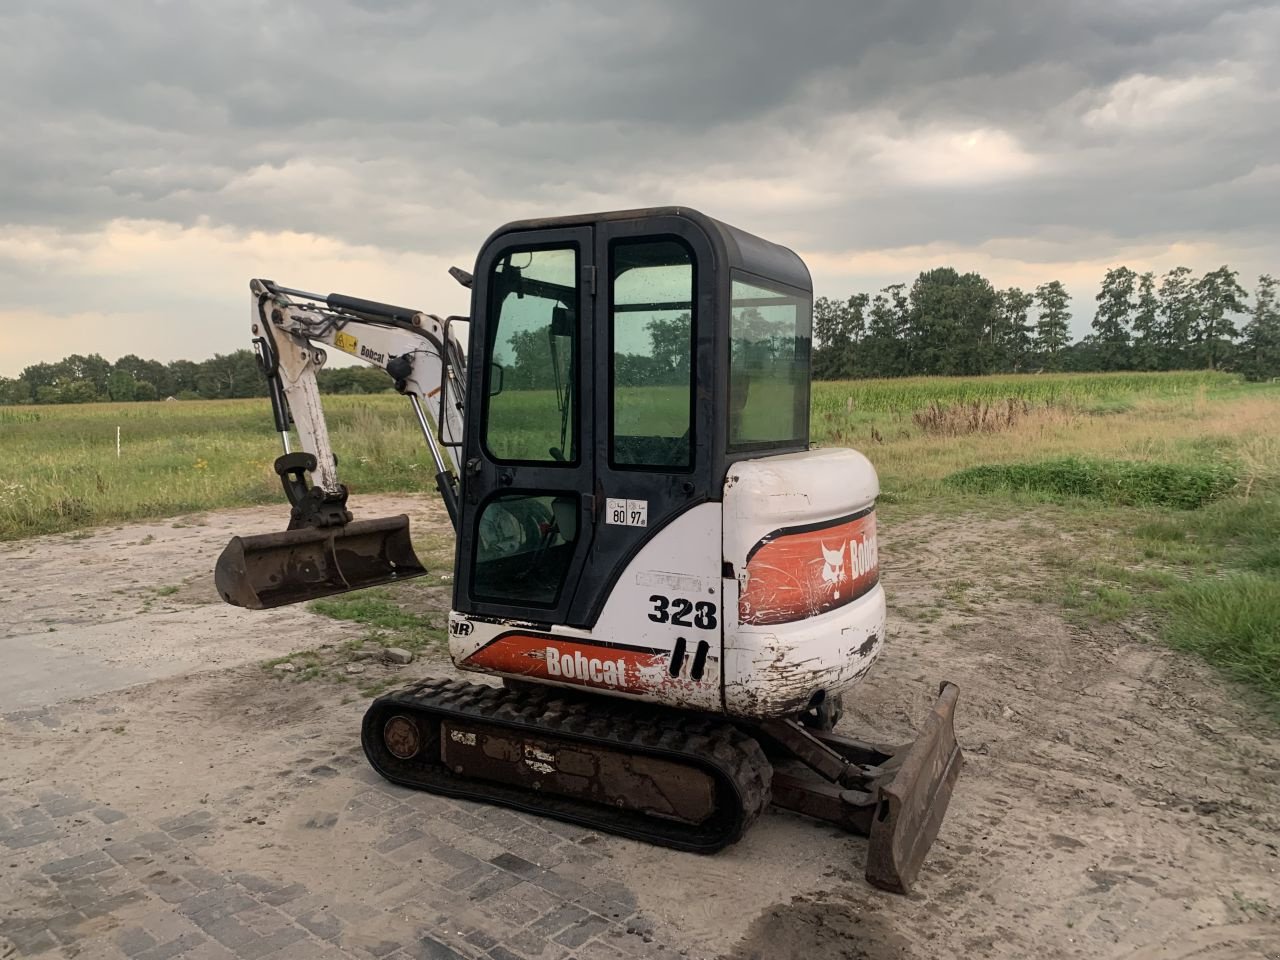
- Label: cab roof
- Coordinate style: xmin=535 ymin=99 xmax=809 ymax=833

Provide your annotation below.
xmin=484 ymin=206 xmax=811 ymax=295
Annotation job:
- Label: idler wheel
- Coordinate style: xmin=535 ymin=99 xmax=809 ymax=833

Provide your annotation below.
xmin=383 ymin=715 xmax=421 ymax=760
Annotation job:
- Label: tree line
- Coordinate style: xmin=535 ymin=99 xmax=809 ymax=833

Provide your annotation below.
xmin=814 ymin=266 xmax=1280 ymax=380
xmin=0 ymin=351 xmax=394 ymax=405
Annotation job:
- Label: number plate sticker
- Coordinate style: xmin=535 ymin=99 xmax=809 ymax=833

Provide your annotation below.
xmin=605 ymin=497 xmax=648 ymax=527
xmin=334 ymin=331 xmax=359 ymax=355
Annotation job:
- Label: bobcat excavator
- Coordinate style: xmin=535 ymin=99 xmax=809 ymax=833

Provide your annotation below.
xmin=215 ymin=207 xmax=963 ymax=893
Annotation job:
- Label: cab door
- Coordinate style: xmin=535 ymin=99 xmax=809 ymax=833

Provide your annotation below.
xmin=563 ymin=215 xmax=717 ymax=627
xmin=454 ymin=227 xmax=597 ymax=626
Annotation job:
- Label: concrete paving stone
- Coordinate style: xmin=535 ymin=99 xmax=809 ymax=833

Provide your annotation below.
xmin=463 ymin=930 xmax=500 ymax=951
xmin=567 ymin=939 xmax=628 ymax=960
xmin=143 ymin=872 xmax=200 ymax=904
xmin=40 ymin=850 xmax=110 ymax=878
xmin=14 ymin=806 xmax=53 ymax=827
xmin=527 ymin=904 xmax=590 ymax=940
xmin=44 ymin=795 xmax=97 ymax=819
xmin=254 ymin=941 xmax=349 ymax=960
xmin=295 ymin=909 xmax=344 ymax=942
xmin=235 ymin=904 xmax=298 ymax=937
xmin=377 ymin=827 xmax=428 ymax=853
xmin=551 ymin=916 xmax=612 ymax=950
xmin=157 ymin=811 xmax=215 ymax=833
xmin=0 ymin=919 xmax=59 ymax=956
xmin=488 ymin=853 xmax=539 ymax=877
xmin=177 ymin=887 xmax=259 ymax=923
xmin=234 ymin=925 xmax=309 ymax=960
xmin=385 ymin=836 xmax=438 ymax=864
xmin=136 ymin=909 xmax=204 ymax=944
xmin=105 ymin=839 xmax=153 ymax=867
xmin=80 ymin=890 xmax=150 ymax=920
xmin=257 ymin=882 xmax=308 ymax=907
xmin=566 ymin=892 xmax=628 ymax=924
xmin=487 ymin=947 xmax=525 ymax=960
xmin=465 ymin=870 xmax=523 ymax=903
xmin=407 ymin=932 xmax=477 ymax=960
xmin=1 ymin=827 xmax=60 ymax=850
xmin=354 ymin=938 xmax=405 ymax=958
xmin=429 ymin=843 xmax=485 ymax=874
xmin=135 ymin=832 xmax=179 ymax=854
xmin=134 ymin=932 xmax=206 ymax=960
xmin=179 ymin=941 xmax=240 ymax=960
xmin=115 ymin=925 xmax=158 ymax=956
xmin=445 ymin=862 xmax=501 ymax=892
xmin=275 ymin=891 xmax=334 ymax=921
xmin=176 ymin=864 xmax=230 ymax=892
xmin=498 ymin=930 xmax=571 ymax=960
xmin=197 ymin=915 xmax=260 ymax=951
xmin=93 ymin=807 xmax=130 ymax=825
xmin=494 ymin=839 xmax=565 ymax=875
xmin=55 ymin=936 xmax=129 ymax=960
xmin=525 ymin=871 xmax=587 ymax=902
xmin=57 ymin=876 xmax=111 ymax=908
xmin=353 ymin=789 xmax=405 ymax=813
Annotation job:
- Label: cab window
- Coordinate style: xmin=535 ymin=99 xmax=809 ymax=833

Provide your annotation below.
xmin=728 ymin=276 xmax=811 ymax=449
xmin=483 ymin=245 xmax=579 ymax=463
xmin=610 ymin=239 xmax=695 ymax=468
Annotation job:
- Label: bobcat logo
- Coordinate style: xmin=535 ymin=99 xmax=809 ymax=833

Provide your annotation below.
xmin=820 ymin=542 xmax=846 ymax=598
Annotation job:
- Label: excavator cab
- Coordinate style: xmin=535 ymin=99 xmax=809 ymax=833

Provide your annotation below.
xmin=455 ymin=207 xmax=812 ymax=629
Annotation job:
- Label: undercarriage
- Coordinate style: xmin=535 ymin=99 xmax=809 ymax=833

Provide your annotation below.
xmin=363 ymin=678 xmax=962 ymax=892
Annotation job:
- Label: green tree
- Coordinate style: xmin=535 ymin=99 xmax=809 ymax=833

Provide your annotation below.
xmin=1193 ymin=266 xmax=1248 ymax=369
xmin=134 ymin=380 xmax=159 ymax=401
xmin=996 ymin=287 xmax=1035 ymax=371
xmin=1090 ymin=267 xmax=1136 ymax=370
xmin=52 ymin=354 xmax=112 ymax=394
xmin=107 ymin=369 xmax=138 ymax=402
xmin=1157 ymin=267 xmax=1197 ymax=368
xmin=1033 ymin=281 xmax=1072 ymax=368
xmin=1241 ymin=274 xmax=1280 ymax=381
xmin=647 ymin=314 xmax=692 ymax=383
xmin=0 ymin=377 xmax=31 ymax=404
xmin=1130 ymin=271 xmax=1161 ymax=369
xmin=166 ymin=359 xmax=200 ymax=396
xmin=906 ymin=268 xmax=1000 ymax=376
xmin=861 ymin=285 xmax=907 ymax=377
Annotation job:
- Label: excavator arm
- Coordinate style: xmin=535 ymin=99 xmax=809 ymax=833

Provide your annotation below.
xmin=214 ymin=279 xmax=469 ymax=609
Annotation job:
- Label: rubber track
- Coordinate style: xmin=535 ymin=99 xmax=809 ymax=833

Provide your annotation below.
xmin=361 ymin=677 xmax=772 ymax=853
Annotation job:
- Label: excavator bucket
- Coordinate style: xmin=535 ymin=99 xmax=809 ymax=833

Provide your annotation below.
xmin=215 ymin=515 xmax=427 ymax=610
xmin=864 ymin=682 xmax=964 ymax=893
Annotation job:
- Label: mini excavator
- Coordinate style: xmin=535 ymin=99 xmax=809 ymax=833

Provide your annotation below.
xmin=215 ymin=207 xmax=963 ymax=892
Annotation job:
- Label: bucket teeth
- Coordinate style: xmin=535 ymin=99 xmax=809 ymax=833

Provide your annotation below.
xmin=215 ymin=514 xmax=427 ymax=609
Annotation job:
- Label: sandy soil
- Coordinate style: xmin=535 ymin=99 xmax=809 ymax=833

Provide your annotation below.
xmin=1 ymin=499 xmax=1277 ymax=959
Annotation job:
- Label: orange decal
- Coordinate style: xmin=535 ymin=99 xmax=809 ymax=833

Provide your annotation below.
xmin=462 ymin=633 xmax=667 ymax=694
xmin=739 ymin=510 xmax=878 ymax=626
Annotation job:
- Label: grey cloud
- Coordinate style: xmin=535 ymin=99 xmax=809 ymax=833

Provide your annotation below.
xmin=1 ymin=0 xmax=1278 ymax=313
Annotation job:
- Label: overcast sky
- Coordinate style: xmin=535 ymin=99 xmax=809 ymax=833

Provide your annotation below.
xmin=2 ymin=0 xmax=1278 ymax=376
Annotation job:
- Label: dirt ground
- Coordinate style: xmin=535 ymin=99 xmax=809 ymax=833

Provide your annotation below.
xmin=1 ymin=495 xmax=1277 ymax=960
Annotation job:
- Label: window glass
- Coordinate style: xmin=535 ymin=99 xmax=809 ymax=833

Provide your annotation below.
xmin=729 ymin=276 xmax=811 ymax=448
xmin=484 ymin=246 xmax=578 ymax=463
xmin=611 ymin=240 xmax=694 ymax=468
xmin=473 ymin=494 xmax=579 ymax=606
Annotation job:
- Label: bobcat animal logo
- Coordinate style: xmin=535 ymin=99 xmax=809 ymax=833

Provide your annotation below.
xmin=820 ymin=542 xmax=846 ymax=598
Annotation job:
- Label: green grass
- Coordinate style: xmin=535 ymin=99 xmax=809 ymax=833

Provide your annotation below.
xmin=309 ymin=588 xmax=446 ymax=653
xmin=1161 ymin=574 xmax=1280 ymax=695
xmin=3 ymin=370 xmax=1278 ymax=706
xmin=944 ymin=457 xmax=1238 ymax=509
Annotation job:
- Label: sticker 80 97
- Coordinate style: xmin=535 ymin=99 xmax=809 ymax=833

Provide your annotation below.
xmin=605 ymin=498 xmax=647 ymax=527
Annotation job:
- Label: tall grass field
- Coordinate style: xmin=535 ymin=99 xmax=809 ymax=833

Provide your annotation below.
xmin=3 ymin=370 xmax=1278 ymax=703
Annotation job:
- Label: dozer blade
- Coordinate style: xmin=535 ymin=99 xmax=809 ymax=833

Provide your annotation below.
xmin=215 ymin=515 xmax=427 ymax=609
xmin=865 ymin=681 xmax=964 ymax=893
